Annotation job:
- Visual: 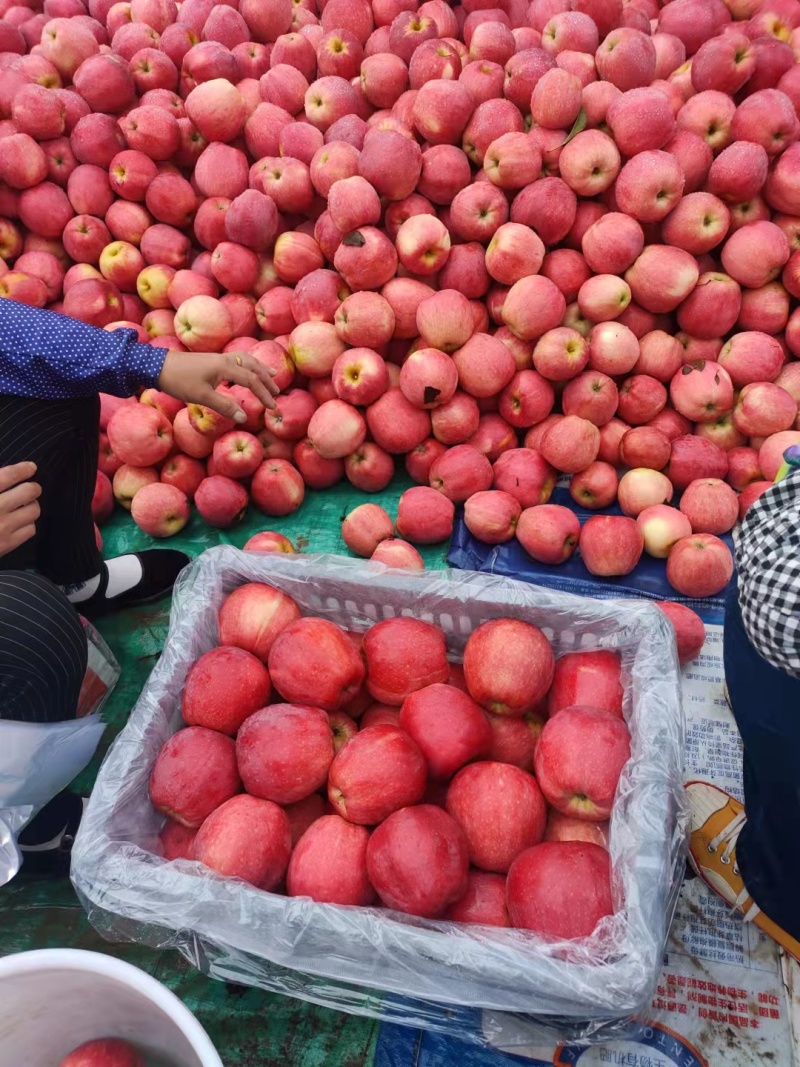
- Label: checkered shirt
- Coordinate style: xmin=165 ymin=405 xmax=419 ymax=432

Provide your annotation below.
xmin=735 ymin=468 xmax=800 ymax=680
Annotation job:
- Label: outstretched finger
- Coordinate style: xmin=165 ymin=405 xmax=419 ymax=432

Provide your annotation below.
xmin=225 ymin=355 xmax=277 ymax=409
xmin=198 ymin=386 xmax=247 ymax=425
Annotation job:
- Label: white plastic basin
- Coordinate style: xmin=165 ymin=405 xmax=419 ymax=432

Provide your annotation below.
xmin=0 ymin=949 xmax=223 ymax=1067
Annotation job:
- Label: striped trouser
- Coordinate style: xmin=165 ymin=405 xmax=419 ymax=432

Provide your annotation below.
xmin=0 ymin=394 xmax=101 ymax=585
xmin=0 ymin=570 xmax=87 ymax=722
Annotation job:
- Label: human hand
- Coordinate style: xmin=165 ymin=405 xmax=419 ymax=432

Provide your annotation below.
xmin=157 ymin=350 xmax=279 ymax=424
xmin=0 ymin=462 xmax=40 ymax=558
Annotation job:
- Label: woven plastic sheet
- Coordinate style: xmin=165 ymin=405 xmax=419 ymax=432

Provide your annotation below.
xmin=72 ymin=547 xmax=688 ymax=1046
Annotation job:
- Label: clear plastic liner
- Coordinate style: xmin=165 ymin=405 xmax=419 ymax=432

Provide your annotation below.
xmin=72 ymin=546 xmax=687 ymax=1046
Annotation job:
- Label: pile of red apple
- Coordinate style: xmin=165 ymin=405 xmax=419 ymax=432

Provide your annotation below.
xmin=151 ymin=580 xmax=635 ymax=939
xmin=3 ymin=0 xmax=800 ymax=599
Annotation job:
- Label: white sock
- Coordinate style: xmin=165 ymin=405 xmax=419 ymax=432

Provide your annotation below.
xmin=65 ymin=555 xmax=144 ymax=604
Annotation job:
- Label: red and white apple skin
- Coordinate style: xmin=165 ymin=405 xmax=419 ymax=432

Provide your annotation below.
xmin=534 ymin=705 xmax=632 ymax=821
xmin=666 ymin=533 xmax=734 ymax=598
xmin=656 ymin=601 xmax=707 ymax=665
xmin=243 ymin=531 xmax=295 ymax=554
xmin=217 ymin=583 xmax=301 ymax=664
xmin=442 ymin=869 xmax=511 ymax=927
xmin=636 ymin=504 xmax=692 ymax=559
xmin=268 ymin=617 xmax=365 ymax=712
xmin=463 ymin=490 xmax=521 ymax=544
xmin=341 ymin=502 xmax=394 ymax=557
xmin=286 ymin=814 xmax=375 ymax=906
xmin=544 ymin=812 xmax=610 ymax=850
xmin=236 ymin=704 xmax=334 ymax=805
xmin=486 ymin=712 xmax=544 ymax=772
xmin=193 ymin=794 xmax=291 ymax=891
xmin=59 ymin=1039 xmax=144 ymax=1067
xmin=579 ymin=515 xmax=644 ymax=577
xmin=327 ymin=724 xmax=428 ymax=825
xmin=148 ymin=726 xmax=241 ymax=829
xmin=463 ymin=618 xmax=555 ymax=718
xmin=399 ymin=683 xmax=492 ymax=780
xmin=678 ymin=477 xmax=739 ymax=535
xmin=516 ymin=504 xmax=582 ymax=566
xmin=366 ymin=804 xmax=470 ymax=919
xmin=182 ymin=646 xmax=271 ymax=736
xmin=130 ymin=482 xmax=190 ymax=537
xmin=445 ymin=761 xmax=547 ymax=874
xmin=506 ymin=841 xmax=613 ymax=939
xmin=363 ymin=616 xmax=449 ymax=705
xmin=546 ymin=650 xmax=623 ymax=720
xmin=371 ymin=538 xmax=425 ymax=570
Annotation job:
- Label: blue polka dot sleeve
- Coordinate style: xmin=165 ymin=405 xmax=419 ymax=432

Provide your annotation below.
xmin=0 ymin=300 xmax=169 ymax=400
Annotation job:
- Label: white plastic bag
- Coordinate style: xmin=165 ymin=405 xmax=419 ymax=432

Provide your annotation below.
xmin=0 ymin=618 xmax=118 ymax=886
xmin=72 ymin=547 xmax=687 ymax=1046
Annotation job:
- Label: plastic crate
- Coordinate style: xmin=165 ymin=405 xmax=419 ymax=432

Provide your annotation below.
xmin=72 ymin=546 xmax=687 ymax=1046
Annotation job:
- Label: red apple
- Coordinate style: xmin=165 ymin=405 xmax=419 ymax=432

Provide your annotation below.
xmin=182 ymin=646 xmax=270 ymax=736
xmin=506 ymin=841 xmax=613 ymax=937
xmin=534 ymin=704 xmax=631 ymax=820
xmin=237 ymin=703 xmax=335 ymax=804
xmin=463 ymin=618 xmax=555 ymax=717
xmin=666 ymin=533 xmax=734 ymax=597
xmin=547 ymin=650 xmax=623 ymax=719
xmin=363 ymin=616 xmax=449 ymax=704
xmin=656 ymin=601 xmax=706 ymax=664
xmin=399 ymin=683 xmax=491 ymax=779
xmin=328 ymin=723 xmax=427 ymax=823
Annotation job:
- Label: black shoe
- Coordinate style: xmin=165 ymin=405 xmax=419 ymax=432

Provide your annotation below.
xmin=79 ymin=549 xmax=191 ymax=618
xmin=19 ymin=790 xmax=84 ymax=879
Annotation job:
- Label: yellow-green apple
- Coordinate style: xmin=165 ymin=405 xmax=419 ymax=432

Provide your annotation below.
xmin=636 ymin=502 xmax=692 ymax=558
xmin=112 ymin=463 xmax=158 ymax=510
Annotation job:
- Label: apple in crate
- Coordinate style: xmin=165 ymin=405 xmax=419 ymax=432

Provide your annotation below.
xmin=366 ymin=804 xmax=470 ymax=918
xmin=268 ymin=617 xmax=365 ymax=711
xmin=534 ymin=706 xmax=631 ymax=821
xmin=328 ymin=724 xmax=427 ymax=825
xmin=193 ymin=794 xmax=291 ymax=891
xmin=446 ymin=761 xmax=547 ymax=874
xmin=218 ymin=583 xmax=301 ymax=663
xmin=506 ymin=841 xmax=613 ymax=938
xmin=443 ymin=870 xmax=511 ymax=927
xmin=363 ymin=617 xmax=449 ymax=705
xmin=463 ymin=619 xmax=555 ymax=717
xmin=182 ymin=646 xmax=271 ymax=735
xmin=149 ymin=726 xmax=241 ymax=829
xmin=237 ymin=704 xmax=334 ymax=804
xmin=546 ymin=650 xmax=623 ymax=719
xmin=399 ymin=683 xmax=492 ymax=780
xmin=60 ymin=1038 xmax=144 ymax=1067
xmin=287 ymin=814 xmax=375 ymax=906
xmin=545 ymin=812 xmax=610 ymax=850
